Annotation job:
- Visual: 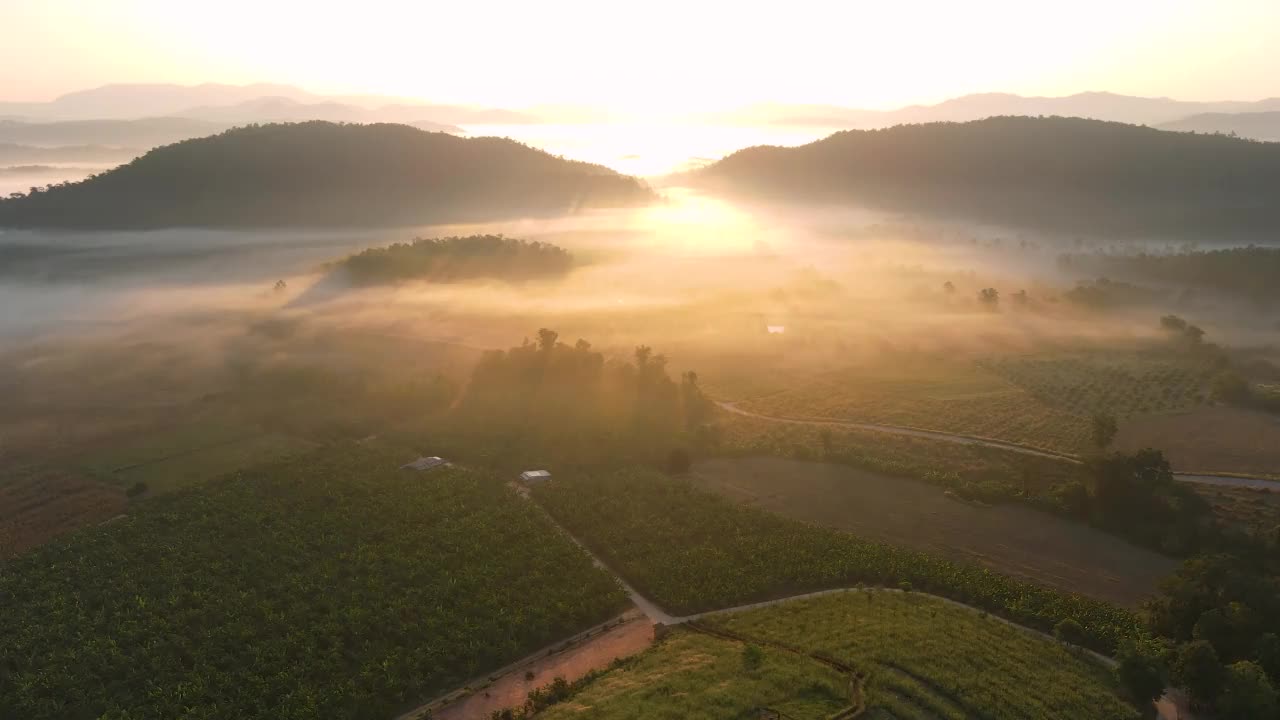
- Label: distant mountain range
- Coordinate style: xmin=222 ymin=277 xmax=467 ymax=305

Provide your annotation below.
xmin=0 ymin=83 xmax=535 ymax=126
xmin=693 ymin=116 xmax=1280 ymax=237
xmin=1156 ymin=111 xmax=1280 ymax=142
xmin=0 ymin=143 xmax=139 ymax=165
xmin=0 ymin=118 xmax=228 ymax=149
xmin=0 ymin=121 xmax=654 ymax=229
xmin=9 ymin=84 xmax=1280 ymax=138
xmin=700 ymin=92 xmax=1280 ymax=139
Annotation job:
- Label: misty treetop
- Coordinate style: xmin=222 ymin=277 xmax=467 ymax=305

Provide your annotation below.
xmin=1061 ymin=246 xmax=1280 ymax=307
xmin=0 ymin=121 xmax=654 ymax=229
xmin=339 ymin=234 xmax=573 ymax=285
xmin=460 ymin=329 xmax=712 ymax=436
xmin=696 ymin=116 xmax=1280 ymax=236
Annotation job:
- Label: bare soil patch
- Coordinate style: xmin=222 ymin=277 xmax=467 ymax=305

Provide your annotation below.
xmin=692 ymin=457 xmax=1178 ymax=607
xmin=434 ymin=614 xmax=654 ymax=720
xmin=1116 ymin=406 xmax=1280 ymax=477
xmin=0 ymin=469 xmax=127 ymax=558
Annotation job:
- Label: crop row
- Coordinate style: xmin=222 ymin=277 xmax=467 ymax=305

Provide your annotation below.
xmin=534 ymin=468 xmax=1143 ymax=655
xmin=710 ymin=592 xmax=1140 ymax=720
xmin=0 ymin=444 xmax=626 ymax=720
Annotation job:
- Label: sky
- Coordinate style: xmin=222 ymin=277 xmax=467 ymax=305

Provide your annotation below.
xmin=2 ymin=0 xmax=1278 ymax=112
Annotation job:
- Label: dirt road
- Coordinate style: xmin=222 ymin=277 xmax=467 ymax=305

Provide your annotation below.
xmin=717 ymin=401 xmax=1276 ymax=490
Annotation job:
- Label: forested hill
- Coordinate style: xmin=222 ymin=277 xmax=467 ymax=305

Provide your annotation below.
xmin=0 ymin=122 xmax=655 ymax=229
xmin=694 ymin=116 xmax=1280 ymax=237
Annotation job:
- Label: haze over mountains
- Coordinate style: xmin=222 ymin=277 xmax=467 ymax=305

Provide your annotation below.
xmin=715 ymin=92 xmax=1280 ymax=130
xmin=0 ymin=83 xmax=531 ymax=126
xmin=1157 ymin=111 xmax=1280 ymax=142
xmin=7 ymin=83 xmax=1280 ymax=139
xmin=694 ymin=116 xmax=1280 ymax=237
xmin=0 ymin=122 xmax=653 ymax=229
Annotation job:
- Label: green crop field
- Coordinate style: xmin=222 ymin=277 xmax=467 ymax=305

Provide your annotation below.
xmin=0 ymin=444 xmax=626 ymax=720
xmin=707 ymin=592 xmax=1140 ymax=720
xmin=73 ymin=415 xmax=317 ymax=494
xmin=736 ymin=356 xmax=1090 ymax=454
xmin=534 ymin=469 xmax=1142 ymax=654
xmin=536 ymin=630 xmax=851 ymax=720
xmin=734 ymin=350 xmax=1216 ymax=456
xmin=979 ymin=351 xmax=1212 ymax=417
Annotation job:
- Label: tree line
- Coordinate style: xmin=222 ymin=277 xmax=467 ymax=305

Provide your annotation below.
xmin=1062 ymin=246 xmax=1280 ymax=308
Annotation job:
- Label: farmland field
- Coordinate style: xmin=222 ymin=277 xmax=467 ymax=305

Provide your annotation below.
xmin=735 ymin=354 xmax=1089 ymax=454
xmin=735 ymin=350 xmax=1216 ymax=456
xmin=978 ymin=351 xmax=1212 ymax=417
xmin=1196 ymin=483 xmax=1280 ymax=534
xmin=535 ymin=629 xmax=851 ymax=720
xmin=0 ymin=443 xmax=626 ymax=720
xmin=717 ymin=409 xmax=1085 ymax=502
xmin=1114 ymin=405 xmax=1280 ymax=477
xmin=691 ymin=457 xmax=1177 ymax=607
xmin=74 ymin=416 xmax=317 ymax=494
xmin=706 ymin=592 xmax=1141 ymax=720
xmin=0 ymin=466 xmax=126 ymax=558
xmin=534 ymin=468 xmax=1142 ymax=654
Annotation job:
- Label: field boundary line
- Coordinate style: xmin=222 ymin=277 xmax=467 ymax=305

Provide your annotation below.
xmin=717 ymin=401 xmax=1279 ymax=490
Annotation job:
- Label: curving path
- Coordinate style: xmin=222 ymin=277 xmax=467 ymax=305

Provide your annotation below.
xmin=717 ymin=401 xmax=1278 ymax=490
xmin=526 ymin=490 xmax=1114 ymax=665
xmin=516 ymin=489 xmax=1199 ymax=720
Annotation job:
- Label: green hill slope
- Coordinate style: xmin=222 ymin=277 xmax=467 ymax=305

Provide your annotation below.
xmin=0 ymin=121 xmax=654 ymax=228
xmin=695 ymin=116 xmax=1280 ymax=236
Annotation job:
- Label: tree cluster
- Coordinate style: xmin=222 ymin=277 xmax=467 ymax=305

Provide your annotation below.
xmin=340 ymin=235 xmax=573 ymax=285
xmin=453 ymin=330 xmax=714 ymax=469
xmin=1052 ymin=449 xmax=1212 ymax=555
xmin=1140 ymin=551 xmax=1280 ymax=717
xmin=1070 ymin=246 xmax=1280 ymax=308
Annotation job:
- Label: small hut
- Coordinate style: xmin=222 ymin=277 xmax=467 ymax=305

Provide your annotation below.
xmin=519 ymin=469 xmax=552 ymax=484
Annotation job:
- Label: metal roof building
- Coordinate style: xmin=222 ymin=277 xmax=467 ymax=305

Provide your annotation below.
xmin=519 ymin=470 xmax=552 ymax=484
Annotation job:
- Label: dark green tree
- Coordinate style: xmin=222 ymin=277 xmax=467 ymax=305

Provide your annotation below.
xmin=1053 ymin=618 xmax=1087 ymax=646
xmin=1217 ymin=661 xmax=1278 ymax=719
xmin=1174 ymin=640 xmax=1224 ymax=707
xmin=1089 ymin=412 xmax=1118 ymax=451
xmin=1115 ymin=639 xmax=1168 ymax=705
xmin=1255 ymin=633 xmax=1280 ymax=685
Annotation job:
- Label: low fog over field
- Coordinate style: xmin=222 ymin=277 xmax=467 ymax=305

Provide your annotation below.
xmin=5 ymin=186 xmax=1276 ymax=482
xmin=3 ymin=188 xmax=1274 ymax=347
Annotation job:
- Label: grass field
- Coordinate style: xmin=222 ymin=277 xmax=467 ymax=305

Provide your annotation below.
xmin=0 ymin=444 xmax=626 ymax=720
xmin=734 ymin=350 xmax=1216 ymax=457
xmin=706 ymin=592 xmax=1140 ymax=720
xmin=536 ymin=630 xmax=851 ymax=720
xmin=691 ymin=457 xmax=1177 ymax=607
